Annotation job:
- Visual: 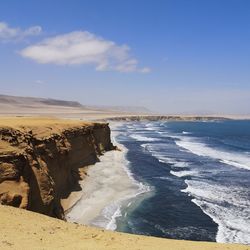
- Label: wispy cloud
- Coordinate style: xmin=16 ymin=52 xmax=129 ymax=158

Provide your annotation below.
xmin=20 ymin=31 xmax=150 ymax=73
xmin=35 ymin=80 xmax=44 ymax=84
xmin=0 ymin=22 xmax=42 ymax=41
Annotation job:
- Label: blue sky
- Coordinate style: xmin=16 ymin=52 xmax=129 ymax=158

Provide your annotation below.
xmin=0 ymin=0 xmax=249 ymax=114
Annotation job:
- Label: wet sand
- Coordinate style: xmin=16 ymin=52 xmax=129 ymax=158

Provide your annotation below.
xmin=65 ymin=128 xmax=147 ymax=229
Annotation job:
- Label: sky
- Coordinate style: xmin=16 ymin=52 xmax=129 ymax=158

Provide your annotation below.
xmin=0 ymin=0 xmax=249 ymax=114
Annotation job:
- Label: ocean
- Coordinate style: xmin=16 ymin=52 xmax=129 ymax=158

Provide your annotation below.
xmin=111 ymin=120 xmax=250 ymax=244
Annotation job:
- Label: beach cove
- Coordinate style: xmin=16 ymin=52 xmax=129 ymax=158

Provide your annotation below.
xmin=0 ymin=117 xmax=249 ymax=249
xmin=65 ymin=123 xmax=151 ymax=230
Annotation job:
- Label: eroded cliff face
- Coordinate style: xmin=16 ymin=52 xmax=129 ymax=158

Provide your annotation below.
xmin=0 ymin=120 xmax=114 ymax=219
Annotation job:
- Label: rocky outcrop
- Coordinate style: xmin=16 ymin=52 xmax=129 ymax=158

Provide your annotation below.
xmin=0 ymin=121 xmax=114 ymax=219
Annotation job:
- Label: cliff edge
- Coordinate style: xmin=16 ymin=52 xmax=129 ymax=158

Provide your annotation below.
xmin=0 ymin=118 xmax=114 ymax=219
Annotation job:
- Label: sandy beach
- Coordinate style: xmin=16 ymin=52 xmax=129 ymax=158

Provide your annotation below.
xmin=61 ymin=167 xmax=89 ymax=212
xmin=66 ymin=124 xmax=150 ymax=229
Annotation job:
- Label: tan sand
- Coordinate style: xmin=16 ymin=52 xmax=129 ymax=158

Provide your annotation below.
xmin=65 ymin=142 xmax=141 ymax=227
xmin=0 ymin=205 xmax=248 ymax=250
xmin=0 ymin=116 xmax=92 ymax=129
xmin=0 ymin=117 xmax=94 ymax=143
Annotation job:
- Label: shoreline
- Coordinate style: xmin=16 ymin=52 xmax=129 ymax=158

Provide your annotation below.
xmin=1 ymin=204 xmax=248 ymax=250
xmin=65 ymin=122 xmax=151 ymax=229
xmin=61 ymin=166 xmax=89 ymax=212
xmin=0 ymin=117 xmax=249 ymax=249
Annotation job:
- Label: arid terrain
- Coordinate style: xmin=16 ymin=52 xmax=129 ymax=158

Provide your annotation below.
xmin=1 ymin=94 xmax=249 ymax=121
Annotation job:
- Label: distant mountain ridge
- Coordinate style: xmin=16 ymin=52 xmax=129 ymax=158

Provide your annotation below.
xmin=0 ymin=94 xmax=83 ymax=108
xmin=0 ymin=94 xmax=151 ymax=113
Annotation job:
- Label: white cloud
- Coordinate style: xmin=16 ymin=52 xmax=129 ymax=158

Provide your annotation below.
xmin=35 ymin=80 xmax=44 ymax=84
xmin=20 ymin=31 xmax=150 ymax=73
xmin=140 ymin=67 xmax=151 ymax=73
xmin=0 ymin=22 xmax=42 ymax=41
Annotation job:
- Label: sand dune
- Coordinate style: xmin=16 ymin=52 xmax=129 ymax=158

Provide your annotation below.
xmin=0 ymin=205 xmax=248 ymax=250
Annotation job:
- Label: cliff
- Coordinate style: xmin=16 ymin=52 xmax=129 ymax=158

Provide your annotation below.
xmin=0 ymin=118 xmax=114 ymax=219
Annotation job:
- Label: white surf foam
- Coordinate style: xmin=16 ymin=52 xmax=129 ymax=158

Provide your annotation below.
xmin=66 ymin=124 xmax=152 ymax=231
xmin=91 ymin=182 xmax=151 ymax=230
xmin=170 ymin=170 xmax=199 ymax=177
xmin=127 ymin=125 xmax=134 ymax=129
xmin=141 ymin=143 xmax=149 ymax=149
xmin=182 ymin=179 xmax=250 ymax=244
xmin=141 ymin=143 xmax=190 ymax=169
xmin=93 ymin=202 xmax=122 ymax=231
xmin=173 ymin=162 xmax=189 ymax=168
xmin=153 ymin=176 xmax=172 ymax=181
xmin=182 ymin=131 xmax=191 ymax=135
xmin=176 ymin=137 xmax=250 ymax=171
xmin=145 ymin=123 xmax=160 ymax=131
xmin=130 ymin=134 xmax=159 ymax=142
xmin=145 ymin=127 xmax=155 ymax=131
xmin=193 ymin=199 xmax=250 ymax=244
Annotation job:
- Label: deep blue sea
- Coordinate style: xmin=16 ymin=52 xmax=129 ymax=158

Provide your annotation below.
xmin=114 ymin=120 xmax=250 ymax=244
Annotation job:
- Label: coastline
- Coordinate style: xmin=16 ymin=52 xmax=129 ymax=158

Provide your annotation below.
xmin=0 ymin=116 xmax=249 ymax=249
xmin=0 ymin=204 xmax=248 ymax=250
xmin=65 ymin=122 xmax=151 ymax=229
